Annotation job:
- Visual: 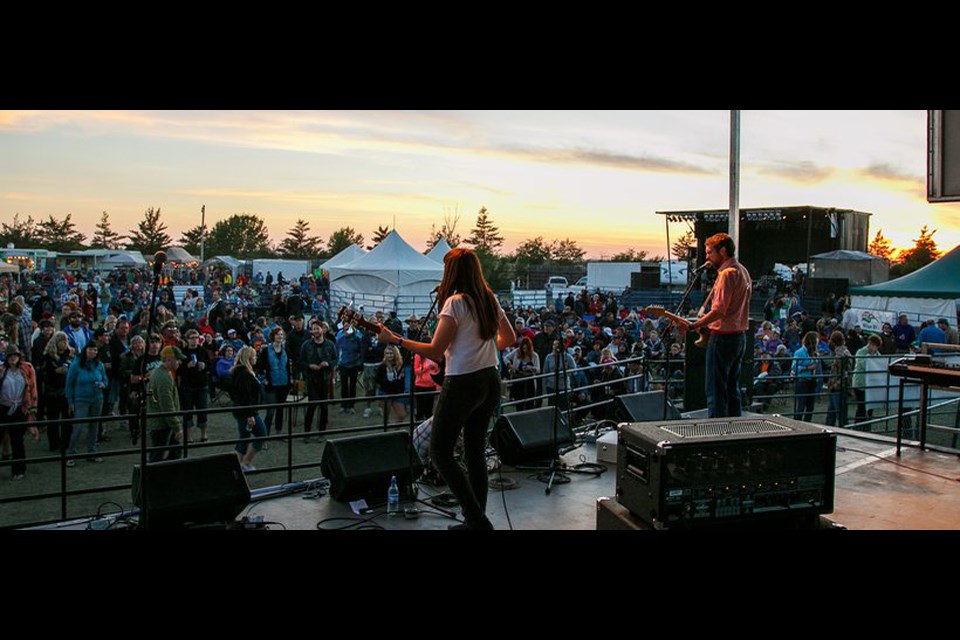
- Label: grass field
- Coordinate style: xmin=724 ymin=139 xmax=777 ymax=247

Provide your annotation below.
xmin=0 ymin=389 xmax=408 ymax=529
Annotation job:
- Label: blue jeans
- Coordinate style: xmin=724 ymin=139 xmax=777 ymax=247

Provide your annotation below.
xmin=705 ymin=332 xmax=746 ymax=418
xmin=793 ymin=378 xmax=818 ymax=422
xmin=263 ymin=385 xmax=290 ymax=432
xmin=68 ymin=400 xmax=103 ymax=455
xmin=825 ymin=390 xmax=844 ymax=427
xmin=235 ymin=414 xmax=267 ymax=455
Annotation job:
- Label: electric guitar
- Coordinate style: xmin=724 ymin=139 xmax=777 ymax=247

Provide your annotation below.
xmin=642 ymin=305 xmax=709 ymax=349
xmin=337 ymin=306 xmax=446 ymax=385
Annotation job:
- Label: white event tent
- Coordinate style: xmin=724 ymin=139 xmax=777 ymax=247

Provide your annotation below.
xmin=328 ymin=231 xmax=443 ymax=319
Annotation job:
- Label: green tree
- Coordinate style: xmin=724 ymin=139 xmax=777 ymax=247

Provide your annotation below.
xmin=278 ymin=219 xmax=323 ymax=259
xmin=0 ymin=213 xmax=39 ymax=248
xmin=551 ymin=238 xmax=585 ymax=264
xmin=671 ymin=229 xmax=696 ymax=261
xmin=466 ymin=206 xmax=504 ymax=255
xmin=205 ymin=214 xmax=273 ymax=259
xmin=179 ymin=224 xmax=207 ymax=257
xmin=368 ymin=225 xmax=391 ymax=250
xmin=868 ymin=228 xmax=895 ymax=262
xmin=475 ymin=249 xmax=511 ymax=290
xmin=891 ymin=225 xmax=941 ymax=277
xmin=36 ymin=213 xmax=87 ymax=252
xmin=90 ymin=211 xmax=123 ymax=249
xmin=610 ymin=249 xmax=647 ymax=262
xmin=512 ymin=236 xmax=552 ymax=266
xmin=426 ymin=204 xmax=462 ymax=250
xmin=125 ymin=207 xmax=173 ymax=254
xmin=327 ymin=226 xmax=365 ymax=256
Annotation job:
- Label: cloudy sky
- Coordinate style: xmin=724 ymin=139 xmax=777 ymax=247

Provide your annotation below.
xmin=1 ymin=109 xmax=956 ymax=258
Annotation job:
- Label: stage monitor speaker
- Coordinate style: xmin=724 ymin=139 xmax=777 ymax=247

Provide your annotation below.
xmin=132 ymin=453 xmax=251 ymax=529
xmin=612 ymin=390 xmax=681 ymax=423
xmin=928 ymin=110 xmax=960 ymax=202
xmin=320 ymin=430 xmax=421 ymax=502
xmin=491 ymin=406 xmax=574 ymax=465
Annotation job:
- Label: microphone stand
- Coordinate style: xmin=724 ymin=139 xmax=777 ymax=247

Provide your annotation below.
xmin=138 ymin=250 xmax=166 ymax=529
xmin=544 ymin=340 xmax=571 ymax=495
xmin=659 ymin=263 xmax=708 ymax=420
xmin=402 ymin=290 xmax=456 ymax=519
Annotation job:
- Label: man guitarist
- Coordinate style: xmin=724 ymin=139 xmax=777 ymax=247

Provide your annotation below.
xmin=688 ymin=233 xmax=752 ymax=418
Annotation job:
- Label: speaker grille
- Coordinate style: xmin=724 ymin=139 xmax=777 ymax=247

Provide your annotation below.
xmin=660 ymin=420 xmax=792 ymax=439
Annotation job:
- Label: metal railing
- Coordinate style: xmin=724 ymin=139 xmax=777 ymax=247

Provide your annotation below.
xmin=5 ymin=351 xmax=956 ymax=529
xmin=0 ymin=388 xmax=417 ymax=530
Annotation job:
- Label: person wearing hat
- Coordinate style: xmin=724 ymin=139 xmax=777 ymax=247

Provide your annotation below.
xmin=404 ymin=314 xmax=422 ymax=338
xmin=65 ymin=341 xmax=109 ymax=464
xmin=514 ymin=317 xmax=535 ymax=345
xmin=63 ymin=310 xmax=93 ymax=353
xmin=146 ymin=345 xmax=185 ymax=462
xmin=0 ymin=345 xmax=40 ymax=480
xmin=223 ymin=328 xmax=244 ymax=352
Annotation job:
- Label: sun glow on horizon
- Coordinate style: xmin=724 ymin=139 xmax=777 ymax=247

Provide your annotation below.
xmin=1 ymin=109 xmax=958 ymax=260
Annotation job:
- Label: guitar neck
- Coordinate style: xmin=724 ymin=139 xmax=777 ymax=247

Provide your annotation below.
xmin=644 ymin=307 xmax=692 ymax=328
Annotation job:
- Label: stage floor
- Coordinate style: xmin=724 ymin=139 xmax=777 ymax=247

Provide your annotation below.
xmin=235 ymin=428 xmax=960 ymax=531
xmin=31 ymin=426 xmax=959 ymax=531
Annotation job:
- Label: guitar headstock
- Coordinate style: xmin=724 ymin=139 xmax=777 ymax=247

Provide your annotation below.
xmin=643 ymin=305 xmax=667 ymax=318
xmin=336 ymin=306 xmax=379 ymax=333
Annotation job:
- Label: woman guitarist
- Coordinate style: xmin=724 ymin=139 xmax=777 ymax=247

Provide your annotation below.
xmin=376 ymin=248 xmax=515 ymax=530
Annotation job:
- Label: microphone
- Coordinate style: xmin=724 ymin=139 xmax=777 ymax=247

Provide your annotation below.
xmin=153 ymin=251 xmax=167 ymax=276
xmin=694 ymin=262 xmax=711 ymax=273
xmin=431 ymin=286 xmax=440 ymax=294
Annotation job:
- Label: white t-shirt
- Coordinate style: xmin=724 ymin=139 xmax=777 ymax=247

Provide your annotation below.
xmin=440 ymin=294 xmax=505 ymax=376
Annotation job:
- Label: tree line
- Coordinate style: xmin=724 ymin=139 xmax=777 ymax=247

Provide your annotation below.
xmin=867 ymin=226 xmax=944 ymax=277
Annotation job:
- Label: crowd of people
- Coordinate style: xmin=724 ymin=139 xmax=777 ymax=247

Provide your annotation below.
xmin=752 ymin=294 xmax=959 ymax=426
xmin=2 ymin=257 xmax=959 ymax=482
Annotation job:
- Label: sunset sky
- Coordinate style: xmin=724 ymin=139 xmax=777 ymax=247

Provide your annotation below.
xmin=1 ymin=110 xmax=957 ymax=259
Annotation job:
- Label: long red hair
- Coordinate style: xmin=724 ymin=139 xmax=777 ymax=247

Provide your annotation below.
xmin=437 ymin=248 xmax=499 ymax=341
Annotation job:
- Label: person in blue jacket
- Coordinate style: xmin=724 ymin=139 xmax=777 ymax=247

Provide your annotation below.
xmin=790 ymin=331 xmax=821 ymax=423
xmin=65 ymin=342 xmax=109 ymax=464
xmin=336 ymin=323 xmax=363 ymax=414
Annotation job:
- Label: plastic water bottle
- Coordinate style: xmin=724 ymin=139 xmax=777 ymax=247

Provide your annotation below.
xmin=387 ymin=475 xmax=400 ymax=516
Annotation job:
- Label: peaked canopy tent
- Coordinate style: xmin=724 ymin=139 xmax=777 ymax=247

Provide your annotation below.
xmin=849 ymin=244 xmax=960 ymax=331
xmin=202 ymin=255 xmax=243 ymax=281
xmin=809 ymin=249 xmax=889 ymax=286
xmin=426 ymin=237 xmax=452 ymax=262
xmin=100 ymin=251 xmax=148 ymax=267
xmin=328 ymin=231 xmax=443 ymax=319
xmin=163 ymin=246 xmax=199 ymax=264
xmin=319 ymin=244 xmax=365 ymax=271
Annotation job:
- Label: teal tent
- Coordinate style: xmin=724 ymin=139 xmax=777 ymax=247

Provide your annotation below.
xmin=849 ymin=245 xmax=960 ymax=330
